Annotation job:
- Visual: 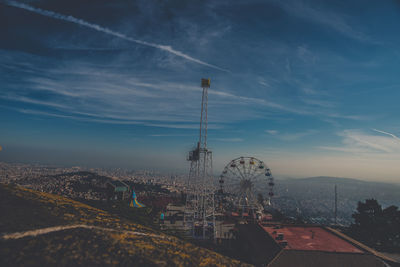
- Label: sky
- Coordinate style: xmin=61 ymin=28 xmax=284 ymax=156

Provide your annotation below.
xmin=1 ymin=0 xmax=400 ymax=182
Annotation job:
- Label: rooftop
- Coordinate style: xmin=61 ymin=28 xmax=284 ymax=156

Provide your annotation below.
xmin=261 ymin=224 xmax=363 ymax=253
xmin=107 ymin=180 xmax=129 ymax=188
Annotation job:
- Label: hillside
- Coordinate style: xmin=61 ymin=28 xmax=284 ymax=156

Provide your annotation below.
xmin=0 ymin=183 xmax=251 ymax=267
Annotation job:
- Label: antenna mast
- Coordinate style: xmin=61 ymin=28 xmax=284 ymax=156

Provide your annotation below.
xmin=185 ymin=78 xmax=215 ymax=240
xmin=334 ymin=184 xmax=337 ymax=225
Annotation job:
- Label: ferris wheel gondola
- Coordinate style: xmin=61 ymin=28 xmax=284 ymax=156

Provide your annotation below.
xmin=219 ymin=156 xmax=274 ymax=211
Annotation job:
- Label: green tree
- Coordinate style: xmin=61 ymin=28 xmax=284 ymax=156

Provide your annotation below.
xmin=351 ymin=199 xmax=382 ymax=245
xmin=349 ymin=199 xmax=400 ymax=252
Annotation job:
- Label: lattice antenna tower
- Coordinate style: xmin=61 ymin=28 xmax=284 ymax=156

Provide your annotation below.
xmin=184 ymin=78 xmax=215 ymax=240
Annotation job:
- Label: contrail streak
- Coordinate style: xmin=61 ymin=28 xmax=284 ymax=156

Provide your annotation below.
xmin=4 ymin=0 xmax=229 ymax=72
xmin=372 ymin=128 xmax=400 ymax=141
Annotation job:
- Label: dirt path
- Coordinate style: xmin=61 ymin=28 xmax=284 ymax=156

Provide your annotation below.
xmin=1 ymin=224 xmax=168 ymax=240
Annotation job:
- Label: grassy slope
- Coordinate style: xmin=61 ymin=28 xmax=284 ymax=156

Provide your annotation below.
xmin=0 ymin=184 xmax=251 ymax=267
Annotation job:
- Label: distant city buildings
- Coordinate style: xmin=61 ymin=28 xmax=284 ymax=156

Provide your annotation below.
xmin=0 ymin=162 xmax=188 ymax=201
xmin=2 ymin=161 xmax=398 ymax=227
xmin=1 ymin=161 xmax=399 ymax=266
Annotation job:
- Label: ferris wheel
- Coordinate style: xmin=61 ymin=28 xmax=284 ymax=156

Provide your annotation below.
xmin=218 ymin=157 xmax=274 ymax=210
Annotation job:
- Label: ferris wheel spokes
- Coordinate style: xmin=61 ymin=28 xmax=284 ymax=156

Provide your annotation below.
xmin=218 ymin=156 xmax=275 ymax=211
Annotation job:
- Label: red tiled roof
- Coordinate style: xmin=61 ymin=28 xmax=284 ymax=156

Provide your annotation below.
xmin=267 ymin=250 xmax=386 ymax=267
xmin=261 ymin=225 xmax=363 ymax=253
xmin=262 ymin=214 xmax=273 ymax=221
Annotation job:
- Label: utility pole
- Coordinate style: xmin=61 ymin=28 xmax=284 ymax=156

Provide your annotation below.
xmin=334 ymin=184 xmax=337 ymax=225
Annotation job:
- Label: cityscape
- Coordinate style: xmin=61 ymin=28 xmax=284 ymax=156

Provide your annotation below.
xmin=1 ymin=0 xmax=400 ymax=266
xmin=2 ymin=161 xmax=399 ymax=226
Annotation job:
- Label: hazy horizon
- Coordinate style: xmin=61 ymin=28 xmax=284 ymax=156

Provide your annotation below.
xmin=2 ymin=159 xmax=400 ymax=185
xmin=2 ymin=0 xmax=400 ymax=182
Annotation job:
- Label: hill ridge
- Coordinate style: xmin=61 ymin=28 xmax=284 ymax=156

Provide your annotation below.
xmin=0 ymin=183 xmax=251 ymax=267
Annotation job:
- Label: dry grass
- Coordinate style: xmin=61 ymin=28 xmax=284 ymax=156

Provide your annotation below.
xmin=0 ymin=184 xmax=252 ymax=266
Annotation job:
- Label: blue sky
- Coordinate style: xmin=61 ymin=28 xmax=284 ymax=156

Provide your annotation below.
xmin=1 ymin=0 xmax=400 ymax=181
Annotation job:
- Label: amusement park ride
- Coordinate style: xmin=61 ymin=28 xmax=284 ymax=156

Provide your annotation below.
xmin=184 ymin=78 xmax=215 ymax=239
xmin=184 ymin=79 xmax=275 ymax=240
xmin=130 ymin=189 xmax=145 ymax=208
xmin=218 ymin=157 xmax=274 ymax=211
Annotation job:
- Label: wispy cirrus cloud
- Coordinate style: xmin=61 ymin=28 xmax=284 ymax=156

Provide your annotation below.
xmin=212 ymin=137 xmax=243 ymax=142
xmin=0 ymin=0 xmax=372 ymax=130
xmin=271 ymin=0 xmax=372 ymax=42
xmin=265 ymin=130 xmax=278 ymax=135
xmin=319 ymin=129 xmax=400 ymax=155
xmin=372 ymin=129 xmax=400 ymax=141
xmin=279 ymin=130 xmax=318 ymax=141
xmin=9 ymin=106 xmax=223 ymax=129
xmin=4 ymin=0 xmax=229 ymax=72
xmin=7 ymin=107 xmax=143 ymax=125
xmin=266 ymin=129 xmax=318 ymax=141
xmin=146 ymin=123 xmax=223 ymax=130
xmin=0 ymin=49 xmax=322 ymax=126
xmin=16 ymin=108 xmax=74 ymax=119
xmin=0 ymin=53 xmax=366 ymax=129
xmin=149 ymin=134 xmax=192 ymax=137
xmin=300 ymin=98 xmax=336 ymax=108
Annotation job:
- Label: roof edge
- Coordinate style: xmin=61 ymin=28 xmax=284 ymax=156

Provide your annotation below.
xmin=325 ymin=227 xmax=397 ymax=264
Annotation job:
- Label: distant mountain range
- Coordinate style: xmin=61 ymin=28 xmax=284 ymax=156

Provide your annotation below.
xmin=286 ymin=176 xmax=400 ymax=185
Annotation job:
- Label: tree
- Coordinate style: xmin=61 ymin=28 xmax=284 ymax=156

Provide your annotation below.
xmin=257 ymin=193 xmax=264 ymax=205
xmin=351 ymin=199 xmax=382 ymax=245
xmin=349 ymin=199 xmax=400 ymax=252
xmin=382 ymin=205 xmax=400 ymax=250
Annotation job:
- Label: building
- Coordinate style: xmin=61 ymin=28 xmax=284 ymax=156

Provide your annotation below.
xmin=161 ymin=204 xmax=185 ymax=230
xmin=106 ymin=180 xmax=130 ymax=200
xmin=215 ymin=213 xmax=236 ymax=246
xmin=236 ymin=223 xmax=398 ymax=267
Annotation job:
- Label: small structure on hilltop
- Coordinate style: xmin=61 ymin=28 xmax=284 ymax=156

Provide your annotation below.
xmin=106 ymin=180 xmax=130 ymax=200
xmin=214 ymin=212 xmax=236 ymax=245
xmin=161 ymin=204 xmax=185 ymax=230
xmin=130 ymin=189 xmax=145 ymax=208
